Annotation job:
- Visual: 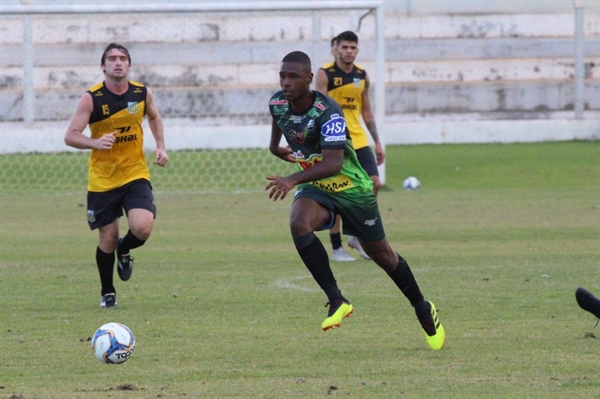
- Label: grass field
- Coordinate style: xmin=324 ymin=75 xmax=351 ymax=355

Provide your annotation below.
xmin=1 ymin=141 xmax=598 ymax=399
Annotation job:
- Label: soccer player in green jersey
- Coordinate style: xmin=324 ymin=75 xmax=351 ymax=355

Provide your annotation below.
xmin=266 ymin=51 xmax=445 ymax=350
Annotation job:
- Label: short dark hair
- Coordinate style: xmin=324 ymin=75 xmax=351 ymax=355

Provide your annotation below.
xmin=336 ymin=31 xmax=359 ymax=45
xmin=101 ymin=43 xmax=131 ymax=66
xmin=330 ymin=37 xmax=337 ymax=47
xmin=281 ymin=51 xmax=312 ymax=72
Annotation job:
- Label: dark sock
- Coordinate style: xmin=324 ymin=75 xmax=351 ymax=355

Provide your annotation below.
xmin=96 ymin=246 xmax=115 ymax=296
xmin=118 ymin=229 xmax=146 ymax=256
xmin=387 ymin=254 xmax=424 ymax=306
xmin=330 ymin=232 xmax=342 ymax=250
xmin=294 ymin=233 xmax=343 ymax=302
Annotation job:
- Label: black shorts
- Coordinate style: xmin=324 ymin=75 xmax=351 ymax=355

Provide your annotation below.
xmin=294 ymin=184 xmax=385 ymax=241
xmin=355 ymin=147 xmax=379 ymax=177
xmin=87 ymin=179 xmax=156 ymax=230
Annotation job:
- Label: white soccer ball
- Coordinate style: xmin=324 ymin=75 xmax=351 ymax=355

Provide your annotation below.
xmin=92 ymin=322 xmax=136 ymax=364
xmin=402 ymin=176 xmax=421 ymax=191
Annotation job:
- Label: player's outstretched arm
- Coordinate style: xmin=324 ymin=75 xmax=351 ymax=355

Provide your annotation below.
xmin=265 ymin=148 xmax=343 ymax=201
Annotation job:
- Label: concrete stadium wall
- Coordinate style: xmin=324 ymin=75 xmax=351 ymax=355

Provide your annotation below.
xmin=2 ymin=116 xmax=598 ymax=155
xmin=383 ymin=0 xmax=600 ymax=14
xmin=1 ymin=8 xmax=599 ymax=107
xmin=0 ymin=1 xmax=599 ymax=151
xmin=1 ymin=11 xmax=599 ymax=121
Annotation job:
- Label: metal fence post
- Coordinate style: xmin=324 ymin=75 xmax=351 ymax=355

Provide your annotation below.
xmin=22 ymin=15 xmax=35 ymax=126
xmin=375 ymin=1 xmax=385 ymax=185
xmin=574 ymin=2 xmax=585 ymax=119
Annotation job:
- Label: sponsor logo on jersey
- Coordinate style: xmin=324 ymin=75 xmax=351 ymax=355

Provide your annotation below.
xmin=115 ymin=126 xmax=131 ymax=133
xmin=321 ymin=114 xmax=346 ymax=142
xmin=312 ymin=179 xmax=350 ymax=193
xmin=314 ymin=101 xmax=326 ymax=111
xmin=270 ymin=98 xmax=288 ymax=105
xmin=115 ymin=133 xmax=138 ymax=144
xmin=126 ymin=102 xmax=139 ymax=114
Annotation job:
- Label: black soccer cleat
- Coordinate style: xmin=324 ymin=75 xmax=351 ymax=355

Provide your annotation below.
xmin=100 ymin=293 xmax=117 ymax=308
xmin=116 ymin=237 xmax=134 ymax=282
xmin=575 ymin=287 xmax=600 ymax=319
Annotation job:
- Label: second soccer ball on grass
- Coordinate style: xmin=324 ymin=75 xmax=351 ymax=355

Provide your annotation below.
xmin=403 ymin=176 xmax=421 ymax=191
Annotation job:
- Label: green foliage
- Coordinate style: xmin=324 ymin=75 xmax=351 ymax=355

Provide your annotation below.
xmin=1 ymin=142 xmax=598 ymax=398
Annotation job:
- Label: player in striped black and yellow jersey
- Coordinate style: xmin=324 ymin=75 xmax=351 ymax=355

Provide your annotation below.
xmin=316 ymin=31 xmax=385 ymax=262
xmin=65 ymin=43 xmax=168 ymax=308
xmin=85 ymin=79 xmax=149 ymax=192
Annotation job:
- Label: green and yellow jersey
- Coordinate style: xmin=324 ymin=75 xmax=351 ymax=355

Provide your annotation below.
xmin=87 ymin=80 xmax=149 ymax=192
xmin=320 ymin=61 xmax=369 ymax=150
xmin=269 ymin=90 xmax=372 ymax=194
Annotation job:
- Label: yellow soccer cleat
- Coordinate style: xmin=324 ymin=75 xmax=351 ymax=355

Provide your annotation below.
xmin=322 ymin=300 xmax=354 ymax=331
xmin=415 ymin=300 xmax=445 ymax=350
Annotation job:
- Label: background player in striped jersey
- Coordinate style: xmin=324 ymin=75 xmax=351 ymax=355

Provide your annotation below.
xmin=64 ymin=43 xmax=168 ymax=308
xmin=316 ymin=31 xmax=385 ymax=262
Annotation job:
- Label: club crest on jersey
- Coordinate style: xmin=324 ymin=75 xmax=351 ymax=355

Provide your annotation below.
xmin=353 ymin=78 xmax=362 ymax=88
xmin=126 ymin=102 xmax=139 ymax=114
xmin=321 ymin=114 xmax=346 ymax=142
